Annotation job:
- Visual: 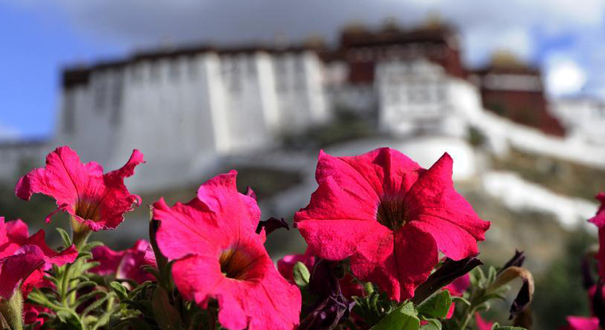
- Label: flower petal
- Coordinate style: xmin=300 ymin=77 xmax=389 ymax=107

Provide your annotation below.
xmin=196 ymin=170 xmax=260 ymax=232
xmin=405 ymin=153 xmax=489 ymax=258
xmin=153 ymin=198 xmax=222 ymax=260
xmin=351 ymin=224 xmax=438 ymax=301
xmin=0 ymin=245 xmax=46 ymax=300
xmin=91 ymin=245 xmax=126 ymax=276
xmin=296 ymin=175 xmax=387 ymax=260
xmin=26 ymin=230 xmax=78 ymax=267
xmin=564 ymin=316 xmax=600 ymax=330
xmin=15 ymin=147 xmax=144 ymax=231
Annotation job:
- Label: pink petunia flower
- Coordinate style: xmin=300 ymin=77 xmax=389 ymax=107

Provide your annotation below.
xmin=23 ymin=303 xmax=51 ymax=330
xmin=475 ymin=312 xmax=494 ymax=330
xmin=15 ymin=146 xmax=144 ymax=232
xmin=91 ymin=240 xmax=156 ymax=284
xmin=589 ymin=193 xmax=605 ymax=277
xmin=152 ymin=171 xmax=301 ymax=330
xmin=560 ymin=316 xmax=600 ymax=330
xmin=295 ymin=148 xmax=490 ymax=301
xmin=443 ymin=274 xmax=471 ymax=319
xmin=445 ymin=274 xmax=470 ymax=297
xmin=0 ymin=217 xmax=77 ymax=300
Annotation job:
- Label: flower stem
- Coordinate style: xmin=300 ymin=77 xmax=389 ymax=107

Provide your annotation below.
xmin=71 ymin=217 xmax=91 ymax=250
xmin=0 ymin=292 xmax=24 ymax=330
xmin=459 ymin=305 xmax=477 ymax=330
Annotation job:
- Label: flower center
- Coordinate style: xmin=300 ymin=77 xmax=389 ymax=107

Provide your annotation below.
xmin=75 ymin=198 xmax=100 ymax=221
xmin=376 ymin=198 xmax=407 ymax=230
xmin=219 ymin=248 xmax=262 ymax=281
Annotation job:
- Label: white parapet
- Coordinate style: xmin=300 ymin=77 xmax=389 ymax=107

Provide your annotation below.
xmin=482 ymin=171 xmax=598 ymax=230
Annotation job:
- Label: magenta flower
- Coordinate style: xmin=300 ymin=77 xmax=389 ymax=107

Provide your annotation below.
xmin=560 ymin=316 xmax=600 ymax=330
xmin=23 ymin=303 xmax=50 ymax=330
xmin=15 ymin=146 xmax=144 ymax=232
xmin=589 ymin=193 xmax=605 ymax=277
xmin=475 ymin=313 xmax=495 ymax=330
xmin=91 ymin=240 xmax=156 ymax=284
xmin=445 ymin=274 xmax=470 ymax=297
xmin=153 ymin=171 xmax=301 ymax=330
xmin=0 ymin=217 xmax=77 ymax=300
xmin=295 ymin=148 xmax=490 ymax=301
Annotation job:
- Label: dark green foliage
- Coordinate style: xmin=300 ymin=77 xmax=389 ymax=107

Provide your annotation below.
xmin=532 ymin=228 xmax=595 ymax=330
xmin=282 ymin=108 xmax=376 ymax=150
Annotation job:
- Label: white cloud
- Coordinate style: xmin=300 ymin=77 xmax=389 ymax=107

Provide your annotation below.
xmin=32 ymin=0 xmax=603 ymax=67
xmin=544 ymin=56 xmax=587 ymax=96
xmin=5 ymin=0 xmax=605 ymax=97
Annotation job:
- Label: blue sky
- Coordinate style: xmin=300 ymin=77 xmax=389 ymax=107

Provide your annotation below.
xmin=0 ymin=3 xmax=126 ymax=139
xmin=1 ymin=0 xmax=604 ymax=140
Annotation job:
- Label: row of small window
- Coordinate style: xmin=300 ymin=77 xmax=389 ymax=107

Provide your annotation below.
xmin=90 ymin=56 xmax=311 ymax=98
xmin=129 ymin=60 xmax=199 ymax=82
xmin=384 ymin=106 xmax=452 ymax=118
xmin=382 ymin=87 xmax=448 ymax=104
xmin=347 ymin=45 xmax=448 ymax=62
xmin=119 ymin=56 xmax=309 ymax=83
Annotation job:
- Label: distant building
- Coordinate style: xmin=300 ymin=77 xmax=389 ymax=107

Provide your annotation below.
xmin=53 ymin=46 xmax=329 ymax=190
xmin=325 ymin=22 xmax=465 ymax=116
xmin=376 ymin=59 xmax=482 ymax=138
xmin=469 ymin=53 xmax=566 ymax=136
xmin=0 ymin=21 xmax=578 ymax=190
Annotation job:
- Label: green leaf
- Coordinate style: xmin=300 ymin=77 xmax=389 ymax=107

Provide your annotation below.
xmin=67 ymin=281 xmax=97 ymax=296
xmin=370 ymin=302 xmax=420 ymax=330
xmin=81 ymin=241 xmax=104 ymax=253
xmin=27 ymin=288 xmax=64 ymax=311
xmin=92 ymin=305 xmax=120 ymax=330
xmin=470 ymin=267 xmax=487 ymax=288
xmin=82 ymin=293 xmax=112 ymax=316
xmin=55 ymin=310 xmax=82 ymax=330
xmin=420 ymin=318 xmax=441 ymax=330
xmin=110 ymin=281 xmax=129 ymax=300
xmin=75 ymin=291 xmax=106 ymax=307
xmin=487 ymin=266 xmax=498 ymax=284
xmin=451 ymin=296 xmax=471 ymax=306
xmin=417 ymin=290 xmax=452 ymax=319
xmin=56 ymin=228 xmax=72 ymax=247
xmin=292 ymin=262 xmax=311 ymax=288
xmin=152 ymin=287 xmax=184 ymax=330
xmin=79 ymin=261 xmax=101 ymax=273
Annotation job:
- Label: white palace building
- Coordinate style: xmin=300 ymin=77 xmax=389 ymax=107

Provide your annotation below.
xmin=3 ymin=22 xmax=600 ymax=191
xmin=55 ymin=46 xmax=329 ymax=190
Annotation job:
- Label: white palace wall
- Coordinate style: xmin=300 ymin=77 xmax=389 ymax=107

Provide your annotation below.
xmin=48 ymin=50 xmax=329 ymax=191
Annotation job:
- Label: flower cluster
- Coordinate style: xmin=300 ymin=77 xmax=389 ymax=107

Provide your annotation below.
xmin=0 ymin=145 xmax=548 ymax=330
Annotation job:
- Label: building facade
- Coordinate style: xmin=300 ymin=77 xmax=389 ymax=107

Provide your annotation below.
xmin=52 ymin=47 xmax=329 ymax=190
xmin=376 ymin=59 xmax=482 ymax=138
xmin=1 ymin=22 xmax=580 ymax=190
